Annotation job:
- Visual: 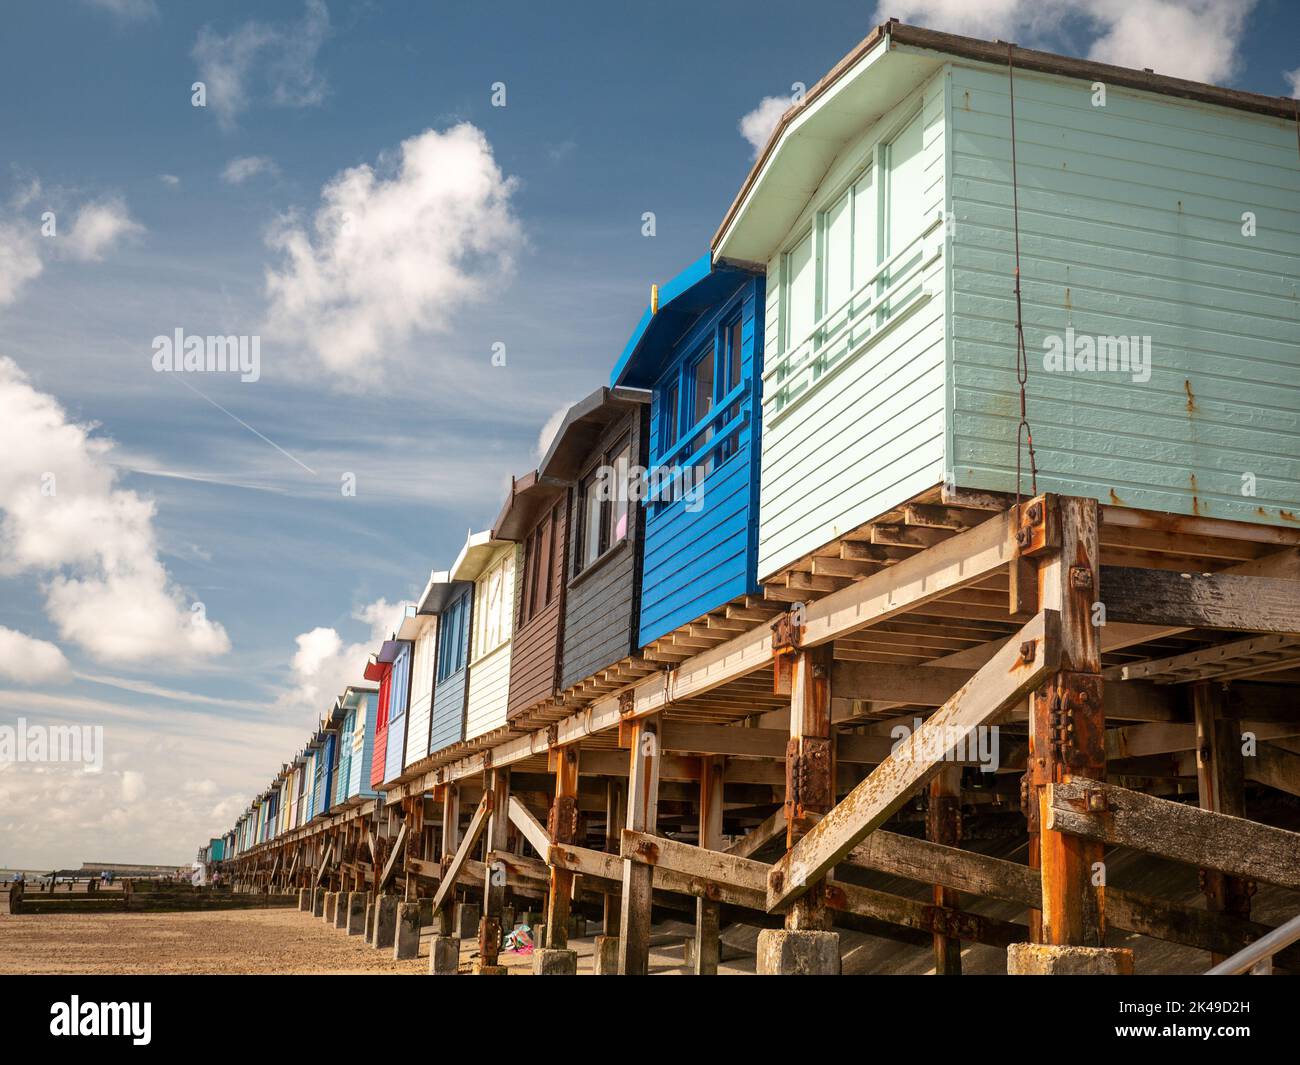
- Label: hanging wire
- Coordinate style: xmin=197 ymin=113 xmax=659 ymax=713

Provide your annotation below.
xmin=1007 ymin=42 xmax=1039 ymax=507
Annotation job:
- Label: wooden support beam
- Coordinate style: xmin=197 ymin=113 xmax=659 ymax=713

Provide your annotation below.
xmin=1250 ymin=742 xmax=1300 ymax=797
xmin=1032 ymin=496 xmax=1105 ymax=948
xmin=847 ymin=828 xmax=1300 ymax=967
xmin=1193 ymin=684 xmax=1251 ymax=964
xmin=604 ymin=779 xmax=625 ymax=936
xmin=432 ymin=793 xmax=491 ymax=916
xmin=725 ymin=806 xmax=787 ymax=860
xmin=695 ymin=755 xmax=725 ymax=975
xmin=767 ymin=610 xmax=1056 ymax=913
xmin=927 ymin=767 xmax=963 ymax=974
xmin=312 ymin=841 xmax=334 ymax=889
xmin=545 ymin=744 xmax=580 ymax=950
xmin=480 ymin=767 xmax=511 ymax=966
xmin=618 ymin=714 xmax=661 ymax=975
xmin=1046 ymin=779 xmax=1300 ymax=890
xmin=507 ymin=795 xmax=552 ymax=859
xmin=1100 ymin=567 xmax=1300 ymax=633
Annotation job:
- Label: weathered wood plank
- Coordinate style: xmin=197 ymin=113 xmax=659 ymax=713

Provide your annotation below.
xmin=767 ymin=610 xmax=1057 ymax=912
xmin=1045 ymin=779 xmax=1300 ymax=890
xmin=724 ymin=806 xmax=787 ymax=860
xmin=1100 ymin=567 xmax=1300 ymax=633
xmin=507 ymin=795 xmax=552 ymax=858
xmin=431 ymin=794 xmax=491 ymax=915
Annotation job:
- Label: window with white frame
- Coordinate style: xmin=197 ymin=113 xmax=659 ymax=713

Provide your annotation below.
xmin=475 ymin=550 xmax=513 ymax=656
xmin=781 ymin=108 xmax=924 ymax=356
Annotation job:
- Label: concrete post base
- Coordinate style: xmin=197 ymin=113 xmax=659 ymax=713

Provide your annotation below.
xmin=393 ymin=901 xmax=422 ymax=960
xmin=593 ymin=935 xmax=620 ymax=975
xmin=364 ymin=902 xmax=376 ymax=944
xmin=298 ymin=888 xmax=310 ymax=911
xmin=473 ymin=963 xmax=509 ymax=975
xmin=533 ymin=947 xmax=578 ymax=976
xmin=333 ymin=891 xmax=350 ymax=929
xmin=322 ymin=891 xmax=337 ymax=924
xmin=1007 ymin=943 xmax=1134 ymax=975
xmin=311 ymin=888 xmax=325 ymax=917
xmin=756 ymin=930 xmax=841 ymax=975
xmin=429 ymin=934 xmax=460 ymax=975
xmin=534 ymin=922 xmax=546 ymax=948
xmin=346 ymin=891 xmax=366 ymax=935
xmin=454 ymin=901 xmax=480 ymax=939
xmin=373 ymin=896 xmax=398 ymax=950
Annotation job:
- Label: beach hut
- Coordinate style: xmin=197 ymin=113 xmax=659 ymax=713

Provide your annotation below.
xmin=451 ymin=529 xmax=520 ymax=742
xmin=610 ymin=255 xmax=765 ymax=646
xmin=492 ymin=470 xmax=571 ymax=724
xmin=536 ymin=386 xmax=651 ymax=693
xmin=338 ymin=684 xmax=379 ymax=800
xmin=419 ymin=570 xmax=473 ymax=755
xmin=397 ymin=603 xmax=437 ymax=771
xmin=712 ymin=22 xmax=1300 ymax=585
xmin=364 ymin=654 xmax=392 ymax=790
xmin=331 ymin=700 xmax=352 ymax=805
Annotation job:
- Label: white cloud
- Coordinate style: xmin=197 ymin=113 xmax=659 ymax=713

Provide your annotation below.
xmin=121 ymin=770 xmax=147 ymax=803
xmin=63 ymin=198 xmax=144 ymax=262
xmin=0 ymin=183 xmax=141 ymax=306
xmin=738 ymin=95 xmax=795 ymax=157
xmin=0 ymin=626 xmax=71 ymax=684
xmin=84 ymin=0 xmax=158 ymax=19
xmin=536 ymin=402 xmax=573 ymax=459
xmin=221 ymin=155 xmax=279 ymax=185
xmin=159 ymin=174 xmax=181 ymax=187
xmin=1285 ymin=67 xmax=1300 ymax=98
xmin=874 ymin=0 xmax=1256 ymax=84
xmin=275 ymin=597 xmax=406 ymax=721
xmin=192 ymin=0 xmax=331 ymax=131
xmin=0 ymin=356 xmax=231 ymax=665
xmin=263 ymin=123 xmax=522 ymax=386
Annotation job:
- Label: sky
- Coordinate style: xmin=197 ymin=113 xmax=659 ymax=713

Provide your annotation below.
xmin=0 ymin=0 xmax=1296 ymax=869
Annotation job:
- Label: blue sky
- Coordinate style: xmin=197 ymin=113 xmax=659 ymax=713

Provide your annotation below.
xmin=0 ymin=0 xmax=1296 ymax=867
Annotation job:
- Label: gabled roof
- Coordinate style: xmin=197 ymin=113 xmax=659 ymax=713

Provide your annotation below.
xmin=713 ymin=20 xmax=1298 ymax=266
xmin=610 ymin=255 xmax=753 ymax=389
xmin=450 ymin=527 xmax=511 ymax=583
xmin=491 ymin=469 xmax=570 ymax=541
xmin=537 ymin=386 xmax=651 ymax=481
xmin=417 ymin=568 xmax=472 ymax=614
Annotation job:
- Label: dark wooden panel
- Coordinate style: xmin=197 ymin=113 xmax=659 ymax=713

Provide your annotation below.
xmin=560 ymin=405 xmax=648 ymax=691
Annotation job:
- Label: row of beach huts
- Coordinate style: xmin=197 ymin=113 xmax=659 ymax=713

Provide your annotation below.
xmin=205 ymin=22 xmax=1300 ymax=975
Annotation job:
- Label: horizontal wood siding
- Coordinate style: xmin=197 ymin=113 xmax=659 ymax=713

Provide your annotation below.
xmin=639 ymin=279 xmax=764 ymax=645
xmin=351 ymin=694 xmax=377 ymax=799
xmin=757 ymin=72 xmax=948 ymax=580
xmin=946 ymin=62 xmax=1300 ymax=525
xmin=559 ymin=407 xmax=648 ymax=691
xmin=429 ymin=589 xmax=471 ymax=755
xmin=507 ymin=504 xmax=568 ymax=719
xmin=336 ymin=709 xmax=353 ymax=803
xmin=383 ymin=644 xmax=411 ymax=785
xmin=465 ymin=544 xmax=519 ymax=741
xmin=404 ymin=619 xmax=436 ymax=769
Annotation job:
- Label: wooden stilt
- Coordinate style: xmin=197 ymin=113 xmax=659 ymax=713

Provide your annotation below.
xmin=480 ymin=768 xmax=511 ymax=966
xmin=694 ymin=754 xmax=725 ymax=974
xmin=618 ymin=714 xmax=661 ymax=975
xmin=784 ymin=644 xmax=835 ymax=931
xmin=603 ymin=779 xmax=625 ymax=936
xmin=1193 ymin=682 xmax=1252 ymax=964
xmin=1032 ymin=496 xmax=1105 ymax=947
xmin=926 ymin=766 xmax=963 ymax=974
xmin=545 ymin=744 xmax=580 ymax=950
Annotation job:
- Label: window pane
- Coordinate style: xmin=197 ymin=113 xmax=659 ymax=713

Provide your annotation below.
xmin=853 ymin=168 xmax=877 ymax=281
xmin=728 ymin=318 xmax=742 ymax=391
xmin=823 ymin=187 xmax=853 ymax=317
xmin=887 ymin=112 xmax=925 ymax=253
xmin=786 ymin=230 xmax=814 ymax=349
xmin=662 ymin=382 xmax=679 ymax=450
xmin=692 ymin=348 xmax=714 ymax=424
xmin=612 ymin=444 xmax=631 ymax=544
xmin=582 ymin=477 xmax=602 ymax=567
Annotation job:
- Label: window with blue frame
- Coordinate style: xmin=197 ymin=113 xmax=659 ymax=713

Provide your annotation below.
xmin=436 ymin=591 xmax=469 ymax=681
xmin=652 ymin=308 xmax=746 ymax=508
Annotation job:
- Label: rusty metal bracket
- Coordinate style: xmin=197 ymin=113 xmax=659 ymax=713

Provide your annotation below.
xmin=618 ymin=690 xmax=636 ymax=718
xmin=788 ymin=735 xmax=833 ymax=812
xmin=1014 ymin=495 xmax=1059 ymax=557
xmin=547 ymin=794 xmax=580 ymax=844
